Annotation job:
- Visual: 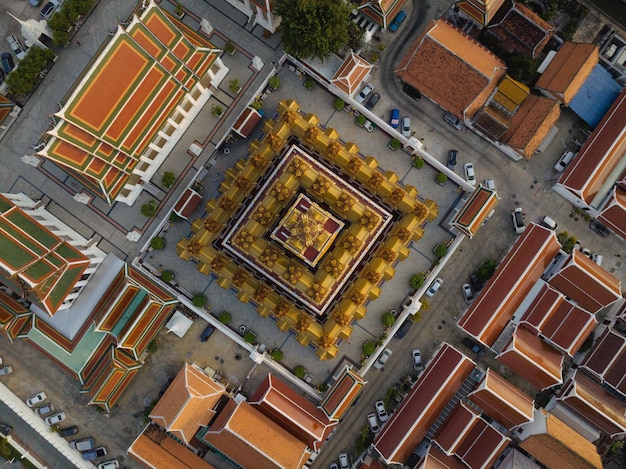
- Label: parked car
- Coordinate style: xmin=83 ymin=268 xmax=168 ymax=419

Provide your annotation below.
xmin=554 ymin=150 xmax=575 ymax=172
xmin=58 ymin=426 xmax=79 ymax=438
xmin=82 ymin=446 xmax=107 ymax=461
xmin=35 ymin=403 xmax=54 ymax=415
xmin=469 ymin=274 xmax=485 ymax=292
xmin=464 ymin=163 xmax=476 ymax=184
xmin=97 ymin=461 xmax=120 ymax=469
xmin=443 ymin=112 xmax=463 ymax=130
xmin=581 ymin=247 xmax=592 ymax=258
xmin=389 ymin=109 xmax=400 ymax=128
xmin=338 ymin=452 xmax=350 ymax=469
xmin=365 ymin=92 xmax=380 ymax=110
xmin=44 ymin=412 xmax=66 ymax=425
xmin=373 ymin=348 xmax=392 ymax=370
xmin=71 ymin=437 xmax=95 ymax=452
xmin=462 ymin=337 xmax=485 ymax=356
xmin=329 ymin=463 xmax=338 ymax=469
xmin=26 ymin=392 xmax=47 ymax=407
xmin=0 ymin=365 xmax=12 ymax=376
xmin=6 ymin=36 xmax=26 ymax=60
xmin=394 ymin=319 xmax=413 ymax=339
xmin=1 ymin=53 xmax=14 ymax=74
xmin=511 ymin=207 xmax=525 ymax=234
xmin=401 ymin=116 xmax=411 ymax=137
xmin=30 ymin=0 xmax=44 ymax=5
xmin=592 ymin=253 xmax=603 ymax=266
xmin=402 ymin=83 xmax=421 ymax=101
xmin=411 ymin=348 xmax=423 ymax=371
xmin=0 ymin=422 xmax=11 ymax=436
xmin=367 ymin=413 xmax=380 ymax=433
xmin=540 ymin=215 xmax=558 ymax=230
xmin=375 ymin=400 xmax=389 ymax=422
xmin=356 ymin=83 xmax=373 ymax=104
xmin=447 ymin=150 xmax=457 ymax=171
xmin=589 ymin=220 xmax=610 ymax=238
xmin=40 ymin=1 xmax=59 ymax=21
xmin=483 ymin=178 xmax=495 ymax=190
xmin=425 ymin=278 xmax=443 ymax=297
xmin=462 ymin=283 xmax=474 ymax=303
xmin=200 ymin=324 xmax=214 ymax=342
xmin=389 ymin=10 xmax=407 ymax=32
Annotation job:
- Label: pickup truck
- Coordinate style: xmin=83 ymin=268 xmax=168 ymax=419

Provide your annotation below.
xmin=71 ymin=437 xmax=95 ymax=452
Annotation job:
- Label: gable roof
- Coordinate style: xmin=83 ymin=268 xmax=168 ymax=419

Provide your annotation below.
xmin=468 ymin=368 xmax=534 ymax=429
xmin=357 ymin=0 xmax=407 ymax=29
xmin=519 ymin=411 xmax=602 ymax=469
xmin=520 ymin=283 xmax=597 ymax=356
xmin=580 ymin=327 xmax=626 ymax=398
xmin=249 ymin=374 xmax=337 ymax=451
xmin=598 ymin=186 xmax=626 ymax=239
xmin=497 ymin=325 xmax=563 ymax=390
xmin=330 ymin=52 xmax=373 ymax=96
xmin=418 ymin=445 xmax=469 ymax=469
xmin=458 ymin=223 xmax=561 ymax=346
xmin=557 ymin=371 xmax=626 ymax=438
xmin=547 ymin=249 xmax=621 ymax=313
xmin=558 ymin=87 xmax=626 ymax=207
xmin=319 ymin=367 xmax=366 ymax=421
xmin=456 ymin=0 xmax=507 ymax=26
xmin=150 ymin=363 xmax=226 ymax=444
xmin=396 ymin=19 xmax=507 ymax=119
xmin=232 ymin=107 xmax=263 ymax=138
xmin=450 ymin=186 xmax=500 ymax=238
xmin=535 ymin=42 xmax=598 ymax=103
xmin=173 ymin=188 xmax=202 ymax=220
xmin=372 ymin=343 xmax=476 ymax=465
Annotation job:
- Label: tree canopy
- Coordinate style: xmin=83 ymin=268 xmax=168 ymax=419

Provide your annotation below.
xmin=275 ymin=0 xmax=352 ymax=60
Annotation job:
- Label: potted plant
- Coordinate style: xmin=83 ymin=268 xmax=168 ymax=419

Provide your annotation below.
xmin=244 ymin=330 xmax=256 ymax=343
xmin=270 ymin=349 xmax=283 ymax=361
xmin=224 ymin=40 xmax=235 ymax=55
xmin=161 ymin=171 xmax=176 ymax=188
xmin=362 ymin=341 xmax=375 ymax=357
xmin=161 ymin=270 xmax=174 ymax=282
xmin=229 ymin=79 xmax=240 ymax=94
xmin=192 ymin=294 xmax=207 ymax=308
xmin=433 ymin=243 xmax=448 ymax=258
xmin=150 ymin=236 xmax=166 ymax=250
xmin=211 ymin=104 xmax=223 ymax=117
xmin=304 ymin=77 xmax=315 ymax=90
xmin=410 ymin=273 xmax=425 ymax=289
xmin=412 ymin=157 xmax=425 ymax=169
xmin=268 ymin=75 xmax=281 ymax=90
xmin=218 ymin=311 xmax=232 ymax=324
xmin=175 ymin=2 xmax=185 ymax=18
xmin=388 ymin=138 xmax=401 ymax=151
xmin=250 ymin=99 xmax=263 ymax=111
xmin=355 ymin=114 xmax=366 ymax=127
xmin=333 ymin=98 xmax=345 ymax=111
xmin=435 ymin=172 xmax=448 ymax=185
xmin=141 ymin=200 xmax=157 ymax=217
xmin=294 ymin=365 xmax=307 ymax=379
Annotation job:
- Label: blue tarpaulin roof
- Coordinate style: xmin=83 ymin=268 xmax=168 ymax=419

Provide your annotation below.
xmin=570 ymin=65 xmax=622 ymax=128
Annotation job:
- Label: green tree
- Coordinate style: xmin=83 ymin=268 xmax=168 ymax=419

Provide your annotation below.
xmin=150 ymin=236 xmax=166 ymax=250
xmin=161 ymin=171 xmax=176 ymax=188
xmin=507 ymin=54 xmax=538 ymax=84
xmin=275 ymin=0 xmax=352 ymax=60
xmin=192 ymin=294 xmax=207 ymax=307
xmin=271 ymin=349 xmax=284 ymax=361
xmin=382 ymin=311 xmax=396 ymax=327
xmin=294 ymin=365 xmax=307 ymax=378
xmin=434 ymin=243 xmax=448 ymax=258
xmin=141 ymin=200 xmax=157 ymax=217
xmin=161 ymin=270 xmax=174 ymax=282
xmin=362 ymin=341 xmax=375 ymax=357
xmin=5 ymin=46 xmax=55 ymax=96
xmin=218 ymin=311 xmax=232 ymax=324
xmin=410 ymin=273 xmax=425 ymax=289
xmin=333 ymin=98 xmax=345 ymax=110
xmin=477 ymin=259 xmax=497 ymax=281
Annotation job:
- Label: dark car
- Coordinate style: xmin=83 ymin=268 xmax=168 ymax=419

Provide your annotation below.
xmin=462 ymin=337 xmax=485 ymax=356
xmin=58 ymin=426 xmax=78 ymax=438
xmin=447 ymin=150 xmax=457 ymax=171
xmin=469 ymin=273 xmax=485 ymax=292
xmin=1 ymin=53 xmax=14 ymax=74
xmin=402 ymin=83 xmax=421 ymax=101
xmin=82 ymin=446 xmax=107 ymax=461
xmin=200 ymin=324 xmax=215 ymax=342
xmin=394 ymin=319 xmax=413 ymax=339
xmin=589 ymin=220 xmax=610 ymax=238
xmin=365 ymin=92 xmax=380 ymax=110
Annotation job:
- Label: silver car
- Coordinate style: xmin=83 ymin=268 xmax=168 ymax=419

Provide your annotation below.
xmin=373 ymin=348 xmax=392 ymax=370
xmin=356 ymin=83 xmax=373 ymax=104
xmin=27 ymin=392 xmax=47 ymax=407
xmin=0 ymin=365 xmax=12 ymax=376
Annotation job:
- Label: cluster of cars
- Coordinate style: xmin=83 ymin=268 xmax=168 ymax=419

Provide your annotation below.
xmin=28 ymin=391 xmax=66 ymax=426
xmin=71 ymin=437 xmax=113 ymax=464
xmin=329 ymin=452 xmax=350 ymax=469
xmin=389 ymin=109 xmax=411 ymax=137
xmin=355 ymin=83 xmax=380 ymax=111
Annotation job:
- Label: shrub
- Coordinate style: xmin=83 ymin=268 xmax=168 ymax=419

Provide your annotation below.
xmin=388 ymin=138 xmax=401 ymax=150
xmin=250 ymin=99 xmax=263 ymax=111
xmin=434 ymin=243 xmax=448 ymax=258
xmin=382 ymin=312 xmax=396 ymax=327
xmin=224 ymin=40 xmax=235 ymax=55
xmin=268 ymin=75 xmax=281 ymax=90
xmin=169 ymin=212 xmax=183 ymax=223
xmin=420 ymin=299 xmax=430 ymax=311
xmin=412 ymin=157 xmax=425 ymax=169
xmin=370 ymin=53 xmax=379 ymax=62
xmin=218 ymin=311 xmax=232 ymax=324
xmin=557 ymin=231 xmax=577 ymax=253
xmin=294 ymin=365 xmax=307 ymax=378
xmin=192 ymin=294 xmax=207 ymax=307
xmin=410 ymin=312 xmax=422 ymax=322
xmin=5 ymin=46 xmax=56 ymax=96
xmin=150 ymin=236 xmax=166 ymax=250
xmin=161 ymin=270 xmax=174 ymax=282
xmin=410 ymin=273 xmax=425 ymax=289
xmin=229 ymin=79 xmax=240 ymax=93
xmin=244 ymin=331 xmax=256 ymax=343
xmin=304 ymin=77 xmax=315 ymax=90
xmin=147 ymin=340 xmax=158 ymax=353
xmin=435 ymin=172 xmax=448 ymax=185
xmin=270 ymin=349 xmax=283 ymax=361
xmin=211 ymin=104 xmax=223 ymax=116
xmin=333 ymin=97 xmax=345 ymax=111
xmin=161 ymin=171 xmax=176 ymax=188
xmin=362 ymin=341 xmax=375 ymax=357
xmin=477 ymin=259 xmax=497 ymax=281
xmin=355 ymin=424 xmax=374 ymax=454
xmin=356 ymin=114 xmax=366 ymax=125
xmin=141 ymin=200 xmax=157 ymax=217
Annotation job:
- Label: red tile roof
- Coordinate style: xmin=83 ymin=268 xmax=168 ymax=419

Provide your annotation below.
xmin=580 ymin=327 xmax=626 ymax=398
xmin=173 ymin=188 xmax=202 ymax=219
xmin=372 ymin=343 xmax=475 ymax=465
xmin=418 ymin=445 xmax=468 ymax=469
xmin=450 ymin=186 xmax=500 ymax=238
xmin=249 ymin=374 xmax=337 ymax=451
xmin=456 ymin=0 xmax=507 ymax=26
xmin=319 ymin=367 xmax=366 ymax=421
xmin=548 ymin=249 xmax=621 ymax=313
xmin=330 ymin=52 xmax=373 ymax=96
xmin=535 ymin=42 xmax=598 ymax=104
xmin=232 ymin=107 xmax=263 ymax=138
xmin=558 ymin=371 xmax=626 ymax=437
xmin=396 ymin=19 xmax=507 ymax=119
xmin=598 ymin=186 xmax=626 ymax=240
xmin=520 ymin=284 xmax=597 ymax=356
xmin=469 ymin=368 xmax=534 ymax=429
xmin=558 ymin=87 xmax=626 ymax=206
xmin=458 ymin=223 xmax=561 ymax=345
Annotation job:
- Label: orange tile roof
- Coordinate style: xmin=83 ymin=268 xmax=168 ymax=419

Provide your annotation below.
xmin=418 ymin=445 xmax=469 ymax=469
xmin=503 ymin=95 xmax=560 ymax=159
xmin=150 ymin=363 xmax=226 ymax=444
xmin=535 ymin=42 xmax=598 ymax=103
xmin=396 ymin=19 xmax=507 ymax=119
xmin=456 ymin=0 xmax=507 ymax=26
xmin=598 ymin=186 xmax=626 ymax=240
xmin=519 ymin=411 xmax=602 ymax=469
xmin=320 ymin=367 xmax=366 ymax=420
xmin=451 ymin=186 xmax=500 ymax=238
xmin=330 ymin=52 xmax=373 ymax=96
xmin=497 ymin=325 xmax=563 ymax=390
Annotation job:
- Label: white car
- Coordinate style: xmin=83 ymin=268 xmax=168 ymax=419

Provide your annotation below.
xmin=412 ymin=349 xmax=423 ymax=371
xmin=367 ymin=413 xmax=380 ymax=434
xmin=373 ymin=348 xmax=392 ymax=370
xmin=401 ymin=116 xmax=411 ymax=137
xmin=425 ymin=278 xmax=443 ymax=297
xmin=35 ymin=403 xmax=54 ymax=415
xmin=356 ymin=83 xmax=373 ymax=104
xmin=26 ymin=392 xmax=47 ymax=407
xmin=462 ymin=283 xmax=474 ymax=303
xmin=483 ymin=178 xmax=495 ymax=190
xmin=44 ymin=412 xmax=66 ymax=425
xmin=97 ymin=460 xmax=120 ymax=469
xmin=464 ymin=163 xmax=476 ymax=184
xmin=338 ymin=453 xmax=350 ymax=469
xmin=375 ymin=400 xmax=389 ymax=422
xmin=511 ymin=207 xmax=525 ymax=234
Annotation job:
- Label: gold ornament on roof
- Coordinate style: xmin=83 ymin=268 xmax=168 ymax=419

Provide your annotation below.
xmin=259 ymin=247 xmax=279 ymax=267
xmin=283 ymin=264 xmax=303 ymax=284
xmin=186 ymin=239 xmax=203 ymax=256
xmin=304 ymin=126 xmax=321 ymax=146
xmin=388 ymin=187 xmax=405 ymax=206
xmin=274 ymin=299 xmax=290 ymax=318
xmin=250 ymin=153 xmax=267 ymax=169
xmin=335 ymin=193 xmax=355 ymax=213
xmin=393 ymin=226 xmax=411 ymax=242
xmin=307 ymin=282 xmax=326 ymax=302
xmin=312 ymin=175 xmax=330 ymax=195
xmin=234 ymin=175 xmax=253 ymax=191
xmin=341 ymin=234 xmax=362 ymax=254
xmin=203 ymin=217 xmax=222 ymax=233
xmin=295 ymin=314 xmax=313 ymax=333
xmin=324 ymin=257 xmax=344 ymax=278
xmin=211 ymin=255 xmax=228 ymax=273
xmin=270 ymin=182 xmax=291 ymax=202
xmin=253 ymin=206 xmax=274 ymax=226
xmin=287 ymin=158 xmax=307 ymax=178
xmin=317 ymin=334 xmax=334 ymax=349
xmin=349 ymin=288 xmax=365 ymax=305
xmin=324 ymin=141 xmax=341 ymax=161
xmin=346 ymin=157 xmax=362 ymax=176
xmin=362 ymin=266 xmax=381 ymax=283
xmin=219 ymin=196 xmax=238 ymax=212
xmin=267 ymin=133 xmax=284 ymax=151
xmin=333 ymin=311 xmax=351 ymax=326
xmin=253 ymin=284 xmax=270 ymax=303
xmin=234 ymin=230 xmax=254 ymax=250
xmin=367 ymin=172 xmax=384 ymax=189
xmin=281 ymin=110 xmax=298 ymax=124
xmin=379 ymin=247 xmax=396 ymax=262
xmin=360 ymin=210 xmax=379 ymax=231
xmin=232 ymin=269 xmax=249 ymax=288
xmin=413 ymin=203 xmax=427 ymax=218
xmin=287 ymin=210 xmax=325 ymax=248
